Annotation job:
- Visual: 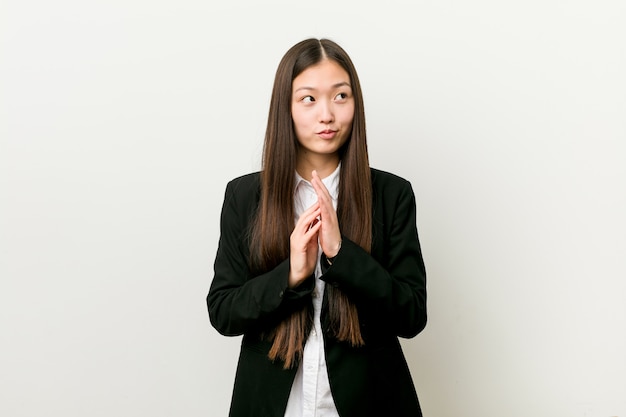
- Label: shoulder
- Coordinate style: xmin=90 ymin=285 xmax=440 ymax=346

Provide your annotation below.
xmin=221 ymin=172 xmax=262 ymax=211
xmin=370 ymin=167 xmax=413 ymax=191
xmin=369 ymin=169 xmax=418 ymax=226
xmin=225 ymin=171 xmax=261 ymax=194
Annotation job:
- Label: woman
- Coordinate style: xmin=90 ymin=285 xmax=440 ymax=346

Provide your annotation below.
xmin=207 ymin=38 xmax=427 ymax=417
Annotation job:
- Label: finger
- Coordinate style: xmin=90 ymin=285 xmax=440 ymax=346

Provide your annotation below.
xmin=311 ymin=185 xmax=333 ymax=220
xmin=311 ymin=180 xmax=337 ymax=225
xmin=295 ymin=205 xmax=321 ymax=232
xmin=311 ymin=170 xmax=332 ymax=201
xmin=312 ymin=188 xmax=336 ymax=225
xmin=305 ymin=217 xmax=322 ymax=236
xmin=297 ymin=201 xmax=320 ymax=221
xmin=307 ymin=216 xmax=320 ymax=231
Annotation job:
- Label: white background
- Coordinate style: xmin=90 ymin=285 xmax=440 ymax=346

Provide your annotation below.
xmin=1 ymin=1 xmax=625 ymax=416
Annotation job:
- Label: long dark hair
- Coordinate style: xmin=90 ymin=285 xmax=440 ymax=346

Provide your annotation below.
xmin=249 ymin=38 xmax=372 ymax=369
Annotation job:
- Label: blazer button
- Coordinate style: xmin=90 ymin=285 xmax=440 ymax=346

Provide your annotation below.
xmin=279 ymin=290 xmax=284 ymax=298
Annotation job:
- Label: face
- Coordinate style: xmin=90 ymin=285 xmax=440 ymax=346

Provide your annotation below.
xmin=291 ymin=59 xmax=355 ymax=163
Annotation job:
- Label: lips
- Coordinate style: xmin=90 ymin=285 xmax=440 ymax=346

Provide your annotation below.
xmin=317 ymin=129 xmax=337 ymax=139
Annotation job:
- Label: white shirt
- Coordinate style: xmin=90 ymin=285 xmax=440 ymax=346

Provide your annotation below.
xmin=284 ymin=164 xmax=341 ymax=417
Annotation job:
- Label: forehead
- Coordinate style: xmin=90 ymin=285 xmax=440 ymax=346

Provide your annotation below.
xmin=292 ymin=59 xmax=351 ymax=90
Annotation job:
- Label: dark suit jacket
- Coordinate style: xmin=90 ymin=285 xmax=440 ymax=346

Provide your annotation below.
xmin=207 ymin=168 xmax=427 ymax=417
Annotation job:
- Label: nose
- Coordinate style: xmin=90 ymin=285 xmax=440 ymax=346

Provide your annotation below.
xmin=318 ymin=101 xmax=334 ymax=124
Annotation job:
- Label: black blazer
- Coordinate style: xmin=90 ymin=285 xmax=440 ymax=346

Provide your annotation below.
xmin=207 ymin=168 xmax=427 ymax=417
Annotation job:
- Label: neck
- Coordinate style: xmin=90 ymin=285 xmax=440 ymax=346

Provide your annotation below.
xmin=296 ymin=153 xmax=340 ymax=181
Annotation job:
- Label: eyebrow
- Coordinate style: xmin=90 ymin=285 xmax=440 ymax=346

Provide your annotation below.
xmin=294 ymin=81 xmax=352 ymax=93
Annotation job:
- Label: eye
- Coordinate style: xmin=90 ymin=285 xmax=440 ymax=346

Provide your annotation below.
xmin=301 ymin=95 xmax=315 ymax=103
xmin=335 ymin=92 xmax=349 ymax=101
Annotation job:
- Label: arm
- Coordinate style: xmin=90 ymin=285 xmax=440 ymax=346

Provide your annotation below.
xmin=207 ymin=177 xmax=315 ymax=337
xmin=320 ymin=178 xmax=427 ymax=338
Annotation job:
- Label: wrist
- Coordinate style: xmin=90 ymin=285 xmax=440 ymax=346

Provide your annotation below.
xmin=325 ymin=239 xmax=342 ymax=265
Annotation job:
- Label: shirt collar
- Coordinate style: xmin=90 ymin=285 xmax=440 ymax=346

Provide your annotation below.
xmin=294 ymin=162 xmax=341 ymax=201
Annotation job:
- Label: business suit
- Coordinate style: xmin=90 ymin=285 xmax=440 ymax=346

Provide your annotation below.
xmin=207 ymin=168 xmax=427 ymax=417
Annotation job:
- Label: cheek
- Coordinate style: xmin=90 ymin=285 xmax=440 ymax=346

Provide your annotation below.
xmin=291 ymin=109 xmax=308 ymax=131
xmin=291 ymin=113 xmax=308 ymax=143
xmin=338 ymin=109 xmax=354 ymax=134
xmin=340 ymin=106 xmax=355 ymax=126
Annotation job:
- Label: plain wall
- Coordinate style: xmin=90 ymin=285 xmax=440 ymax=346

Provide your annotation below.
xmin=1 ymin=0 xmax=625 ymax=416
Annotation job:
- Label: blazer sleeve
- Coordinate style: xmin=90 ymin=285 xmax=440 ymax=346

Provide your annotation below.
xmin=207 ymin=177 xmax=315 ymax=337
xmin=320 ymin=177 xmax=427 ymax=338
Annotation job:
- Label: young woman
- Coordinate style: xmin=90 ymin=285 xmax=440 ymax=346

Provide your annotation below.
xmin=207 ymin=38 xmax=427 ymax=417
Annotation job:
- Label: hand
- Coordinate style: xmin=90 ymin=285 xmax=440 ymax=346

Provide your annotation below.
xmin=311 ymin=170 xmax=342 ymax=258
xmin=289 ymin=202 xmax=321 ymax=288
